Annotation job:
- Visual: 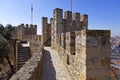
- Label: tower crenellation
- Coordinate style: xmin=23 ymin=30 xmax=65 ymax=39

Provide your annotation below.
xmin=25 ymin=24 xmax=29 ymax=28
xmin=72 ymin=12 xmax=80 ymax=22
xmin=64 ymin=11 xmax=72 ymax=22
xmin=42 ymin=17 xmax=48 ymax=26
xmin=11 ymin=23 xmax=37 ymax=40
xmin=53 ymin=8 xmax=63 ymax=21
xmin=81 ymin=14 xmax=88 ymax=29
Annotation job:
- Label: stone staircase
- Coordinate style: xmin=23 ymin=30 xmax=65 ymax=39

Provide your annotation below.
xmin=17 ymin=41 xmax=31 ymax=70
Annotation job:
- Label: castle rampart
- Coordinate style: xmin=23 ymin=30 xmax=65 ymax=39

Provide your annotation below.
xmin=12 ymin=23 xmax=40 ymax=43
xmin=41 ymin=8 xmax=111 ymax=80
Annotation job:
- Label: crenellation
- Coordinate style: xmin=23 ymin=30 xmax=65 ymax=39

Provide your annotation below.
xmin=26 ymin=24 xmax=29 ymax=28
xmin=64 ymin=11 xmax=72 ymax=22
xmin=53 ymin=8 xmax=63 ymax=20
xmin=44 ymin=8 xmax=88 ymax=50
xmin=72 ymin=12 xmax=80 ymax=22
xmin=81 ymin=14 xmax=88 ymax=29
xmin=30 ymin=24 xmax=33 ymax=28
xmin=21 ymin=23 xmax=24 ymax=27
xmin=11 ymin=23 xmax=39 ymax=42
xmin=42 ymin=17 xmax=48 ymax=26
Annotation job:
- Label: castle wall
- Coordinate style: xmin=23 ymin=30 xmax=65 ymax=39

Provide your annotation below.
xmin=69 ymin=30 xmax=87 ymax=80
xmin=57 ymin=29 xmax=111 ymax=80
xmin=11 ymin=24 xmax=40 ymax=43
xmin=24 ymin=24 xmax=37 ymax=35
xmin=67 ymin=30 xmax=111 ymax=80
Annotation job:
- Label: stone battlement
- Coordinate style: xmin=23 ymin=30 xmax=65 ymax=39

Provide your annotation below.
xmin=11 ymin=23 xmax=41 ymax=43
xmin=17 ymin=23 xmax=37 ymax=29
xmin=41 ymin=8 xmax=111 ymax=80
xmin=42 ymin=8 xmax=88 ymax=46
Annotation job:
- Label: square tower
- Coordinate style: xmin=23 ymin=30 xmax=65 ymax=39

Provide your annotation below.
xmin=51 ymin=8 xmax=64 ymax=49
xmin=74 ymin=30 xmax=111 ymax=80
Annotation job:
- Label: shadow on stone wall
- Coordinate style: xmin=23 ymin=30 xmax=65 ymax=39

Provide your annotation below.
xmin=40 ymin=50 xmax=56 ymax=80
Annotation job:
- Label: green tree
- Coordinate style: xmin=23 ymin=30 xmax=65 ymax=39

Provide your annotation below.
xmin=0 ymin=24 xmax=15 ymax=74
xmin=0 ymin=24 xmax=4 ymax=36
xmin=0 ymin=34 xmax=9 ymax=62
xmin=3 ymin=24 xmax=14 ymax=40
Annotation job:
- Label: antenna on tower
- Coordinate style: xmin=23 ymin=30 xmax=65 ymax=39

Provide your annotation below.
xmin=70 ymin=0 xmax=72 ymax=11
xmin=31 ymin=4 xmax=33 ymax=24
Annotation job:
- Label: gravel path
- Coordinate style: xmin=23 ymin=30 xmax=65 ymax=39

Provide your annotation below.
xmin=40 ymin=47 xmax=72 ymax=80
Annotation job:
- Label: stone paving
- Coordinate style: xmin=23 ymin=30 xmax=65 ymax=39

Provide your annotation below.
xmin=40 ymin=47 xmax=72 ymax=80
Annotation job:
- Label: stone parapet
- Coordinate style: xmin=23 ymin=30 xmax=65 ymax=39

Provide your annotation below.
xmin=10 ymin=44 xmax=44 ymax=80
xmin=11 ymin=23 xmax=37 ymax=40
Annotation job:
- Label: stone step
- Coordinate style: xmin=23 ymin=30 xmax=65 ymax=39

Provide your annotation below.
xmin=17 ymin=62 xmax=26 ymax=65
xmin=18 ymin=54 xmax=30 ymax=58
xmin=18 ymin=59 xmax=28 ymax=62
xmin=17 ymin=43 xmax=31 ymax=70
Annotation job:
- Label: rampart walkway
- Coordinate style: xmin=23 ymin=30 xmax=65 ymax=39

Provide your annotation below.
xmin=40 ymin=47 xmax=72 ymax=80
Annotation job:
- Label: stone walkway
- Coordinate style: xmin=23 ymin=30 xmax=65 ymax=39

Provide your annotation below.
xmin=40 ymin=47 xmax=72 ymax=80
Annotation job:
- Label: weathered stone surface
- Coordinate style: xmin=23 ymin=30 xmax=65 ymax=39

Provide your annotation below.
xmin=41 ymin=17 xmax=51 ymax=46
xmin=56 ymin=30 xmax=110 ymax=80
xmin=40 ymin=47 xmax=72 ymax=80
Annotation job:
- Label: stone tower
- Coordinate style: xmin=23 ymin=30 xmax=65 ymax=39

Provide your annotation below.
xmin=41 ymin=17 xmax=51 ymax=46
xmin=51 ymin=8 xmax=64 ymax=49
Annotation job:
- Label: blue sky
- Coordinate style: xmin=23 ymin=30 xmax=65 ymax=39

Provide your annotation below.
xmin=0 ymin=0 xmax=120 ymax=36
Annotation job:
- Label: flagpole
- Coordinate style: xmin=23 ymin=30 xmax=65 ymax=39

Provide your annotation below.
xmin=71 ymin=0 xmax=72 ymax=11
xmin=31 ymin=4 xmax=33 ymax=24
